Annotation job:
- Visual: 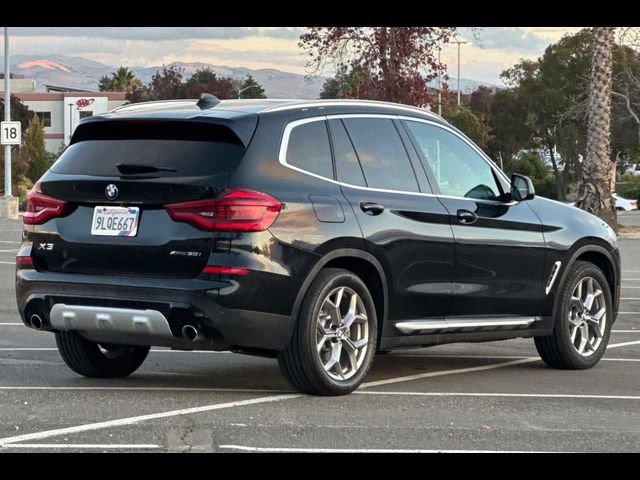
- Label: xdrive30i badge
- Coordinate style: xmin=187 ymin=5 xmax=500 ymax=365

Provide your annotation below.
xmin=105 ymin=184 xmax=118 ymax=201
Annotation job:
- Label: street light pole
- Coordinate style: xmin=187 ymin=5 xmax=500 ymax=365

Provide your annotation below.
xmin=3 ymin=27 xmax=11 ymax=198
xmin=453 ymin=40 xmax=469 ymax=108
xmin=437 ymin=47 xmax=442 ymax=116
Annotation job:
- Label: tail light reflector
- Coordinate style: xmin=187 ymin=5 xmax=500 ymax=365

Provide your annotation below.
xmin=165 ymin=189 xmax=281 ymax=232
xmin=202 ymin=265 xmax=249 ymax=275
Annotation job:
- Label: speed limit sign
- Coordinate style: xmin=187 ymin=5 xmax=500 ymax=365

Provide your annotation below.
xmin=1 ymin=121 xmax=21 ymax=145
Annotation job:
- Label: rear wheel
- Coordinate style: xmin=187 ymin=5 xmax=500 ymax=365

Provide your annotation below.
xmin=55 ymin=330 xmax=150 ymax=378
xmin=535 ymin=261 xmax=612 ymax=369
xmin=278 ymin=268 xmax=377 ymax=395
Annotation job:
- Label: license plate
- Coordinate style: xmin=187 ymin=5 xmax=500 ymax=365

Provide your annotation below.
xmin=91 ymin=206 xmax=140 ymax=237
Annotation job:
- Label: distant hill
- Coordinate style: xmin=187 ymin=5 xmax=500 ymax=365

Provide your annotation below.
xmin=5 ymin=54 xmax=326 ymax=99
xmin=3 ymin=54 xmax=499 ymax=99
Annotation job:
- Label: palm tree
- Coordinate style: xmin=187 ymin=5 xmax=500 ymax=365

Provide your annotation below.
xmin=575 ymin=27 xmax=618 ymax=231
xmin=104 ymin=67 xmax=142 ymax=94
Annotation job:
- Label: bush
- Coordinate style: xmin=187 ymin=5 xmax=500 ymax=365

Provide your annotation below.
xmin=616 ymin=174 xmax=640 ymax=203
xmin=533 ymin=176 xmax=558 ymax=200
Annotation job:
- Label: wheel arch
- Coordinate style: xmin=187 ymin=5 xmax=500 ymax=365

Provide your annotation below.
xmin=290 ymin=249 xmax=388 ymax=346
xmin=555 ymin=244 xmax=619 ymax=319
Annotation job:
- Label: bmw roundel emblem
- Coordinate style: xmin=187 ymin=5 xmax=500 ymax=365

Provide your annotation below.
xmin=105 ymin=184 xmax=119 ymax=201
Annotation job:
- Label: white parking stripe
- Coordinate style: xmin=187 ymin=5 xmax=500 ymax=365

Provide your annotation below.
xmin=219 ymin=445 xmax=557 ymax=453
xmin=0 ymin=241 xmax=20 ymax=244
xmin=0 ymin=386 xmax=291 ymax=393
xmin=0 ymin=261 xmax=15 ymax=265
xmin=0 ymin=249 xmax=18 ymax=253
xmin=1 ymin=444 xmax=161 ymax=450
xmin=356 ymin=391 xmax=640 ymax=401
xmin=0 ymin=323 xmax=23 ymax=326
xmin=359 ymin=358 xmax=537 ymax=389
xmin=617 ymin=312 xmax=638 ymax=314
xmin=1 ymin=339 xmax=637 ymax=447
xmin=622 ymin=287 xmax=640 ymax=289
xmin=0 ymin=393 xmax=301 ymax=447
xmin=621 ymin=298 xmax=640 ymax=300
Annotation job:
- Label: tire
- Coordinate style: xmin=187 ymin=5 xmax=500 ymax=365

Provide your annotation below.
xmin=55 ymin=330 xmax=150 ymax=378
xmin=278 ymin=268 xmax=377 ymax=396
xmin=535 ymin=261 xmax=612 ymax=369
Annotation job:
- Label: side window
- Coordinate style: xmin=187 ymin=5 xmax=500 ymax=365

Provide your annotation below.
xmin=342 ymin=118 xmax=420 ymax=193
xmin=286 ymin=120 xmax=333 ymax=179
xmin=404 ymin=120 xmax=502 ymax=201
xmin=328 ymin=119 xmax=367 ymax=187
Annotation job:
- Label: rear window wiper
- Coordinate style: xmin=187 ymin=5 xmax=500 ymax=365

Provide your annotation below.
xmin=116 ymin=163 xmax=178 ymax=175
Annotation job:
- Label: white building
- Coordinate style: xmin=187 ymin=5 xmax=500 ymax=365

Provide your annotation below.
xmin=9 ymin=91 xmax=127 ymax=152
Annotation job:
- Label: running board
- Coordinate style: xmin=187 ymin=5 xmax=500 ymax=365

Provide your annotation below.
xmin=395 ymin=317 xmax=538 ymax=334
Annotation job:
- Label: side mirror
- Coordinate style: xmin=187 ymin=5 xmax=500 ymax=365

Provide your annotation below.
xmin=511 ymin=174 xmax=535 ymax=201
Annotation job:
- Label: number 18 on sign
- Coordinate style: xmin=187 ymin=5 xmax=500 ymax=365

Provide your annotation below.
xmin=1 ymin=121 xmax=22 ymax=145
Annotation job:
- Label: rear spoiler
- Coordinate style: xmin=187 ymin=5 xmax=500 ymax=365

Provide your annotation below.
xmin=71 ymin=114 xmax=258 ymax=148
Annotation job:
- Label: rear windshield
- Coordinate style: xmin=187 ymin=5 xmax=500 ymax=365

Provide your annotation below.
xmin=51 ymin=121 xmax=246 ymax=177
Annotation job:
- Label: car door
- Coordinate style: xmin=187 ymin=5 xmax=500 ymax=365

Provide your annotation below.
xmin=402 ymin=118 xmax=546 ymax=318
xmin=330 ymin=116 xmax=455 ymax=332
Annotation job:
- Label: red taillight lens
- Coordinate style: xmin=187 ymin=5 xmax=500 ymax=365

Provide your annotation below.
xmin=202 ymin=265 xmax=249 ymax=275
xmin=165 ymin=189 xmax=281 ymax=232
xmin=16 ymin=255 xmax=33 ymax=268
xmin=23 ymin=190 xmax=70 ymax=225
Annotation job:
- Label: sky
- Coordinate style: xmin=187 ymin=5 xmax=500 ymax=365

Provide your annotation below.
xmin=3 ymin=27 xmax=584 ymax=85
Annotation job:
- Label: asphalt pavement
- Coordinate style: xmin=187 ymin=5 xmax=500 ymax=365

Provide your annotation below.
xmin=0 ymin=215 xmax=638 ymax=453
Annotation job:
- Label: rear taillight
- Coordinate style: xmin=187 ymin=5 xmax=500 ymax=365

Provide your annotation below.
xmin=165 ymin=189 xmax=281 ymax=232
xmin=23 ymin=190 xmax=72 ymax=225
xmin=16 ymin=256 xmax=33 ymax=269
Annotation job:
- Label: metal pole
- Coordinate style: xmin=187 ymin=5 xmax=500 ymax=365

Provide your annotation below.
xmin=453 ymin=40 xmax=469 ymax=108
xmin=68 ymin=103 xmax=74 ymax=142
xmin=3 ymin=27 xmax=11 ymax=197
xmin=437 ymin=48 xmax=442 ymax=116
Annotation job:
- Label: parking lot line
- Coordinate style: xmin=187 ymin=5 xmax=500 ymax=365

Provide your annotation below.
xmin=360 ymin=358 xmax=537 ymax=389
xmin=355 ymin=391 xmax=640 ymax=401
xmin=0 ymin=261 xmax=15 ymax=265
xmin=1 ymin=443 xmax=161 ymax=450
xmin=0 ymin=339 xmax=637 ymax=448
xmin=621 ymin=298 xmax=640 ymax=300
xmin=0 ymin=393 xmax=301 ymax=447
xmin=0 ymin=386 xmax=292 ymax=393
xmin=219 ymin=445 xmax=557 ymax=453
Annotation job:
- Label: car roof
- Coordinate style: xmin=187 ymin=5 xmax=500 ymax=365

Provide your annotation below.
xmin=107 ymin=98 xmax=447 ymax=123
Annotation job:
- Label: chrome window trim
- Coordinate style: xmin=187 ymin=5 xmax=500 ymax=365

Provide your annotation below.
xmin=278 ymin=114 xmax=517 ymax=206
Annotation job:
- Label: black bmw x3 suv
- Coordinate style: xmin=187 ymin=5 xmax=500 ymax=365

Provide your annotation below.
xmin=16 ymin=96 xmax=621 ymax=395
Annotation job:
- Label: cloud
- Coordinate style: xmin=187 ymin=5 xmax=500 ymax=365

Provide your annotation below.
xmin=458 ymin=27 xmax=552 ymax=53
xmin=9 ymin=27 xmax=303 ymax=41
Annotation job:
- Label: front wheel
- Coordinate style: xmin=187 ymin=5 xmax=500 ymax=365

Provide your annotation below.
xmin=56 ymin=330 xmax=150 ymax=378
xmin=535 ymin=261 xmax=612 ymax=369
xmin=278 ymin=268 xmax=377 ymax=395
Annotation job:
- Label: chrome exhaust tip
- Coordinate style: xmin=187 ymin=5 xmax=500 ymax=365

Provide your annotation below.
xmin=30 ymin=313 xmax=44 ymax=330
xmin=181 ymin=325 xmax=200 ymax=342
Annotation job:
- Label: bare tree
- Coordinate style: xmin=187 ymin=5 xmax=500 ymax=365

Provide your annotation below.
xmin=575 ymin=27 xmax=618 ymax=231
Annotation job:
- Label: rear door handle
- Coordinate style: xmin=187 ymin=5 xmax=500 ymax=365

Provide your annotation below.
xmin=456 ymin=209 xmax=478 ymax=224
xmin=360 ymin=202 xmax=385 ymax=216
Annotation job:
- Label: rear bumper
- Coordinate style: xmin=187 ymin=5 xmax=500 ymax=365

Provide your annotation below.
xmin=16 ymin=269 xmax=294 ymax=352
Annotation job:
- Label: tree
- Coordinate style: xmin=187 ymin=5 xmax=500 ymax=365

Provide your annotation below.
xmin=98 ymin=66 xmax=142 ymax=94
xmin=0 ymin=94 xmax=34 ymax=131
xmin=147 ymin=65 xmax=187 ymax=100
xmin=238 ymin=75 xmax=266 ymax=99
xmin=575 ymin=27 xmax=617 ymax=231
xmin=185 ymin=68 xmax=236 ymax=99
xmin=300 ymin=27 xmax=455 ymax=106
xmin=21 ymin=114 xmax=51 ymax=184
xmin=468 ymin=85 xmax=494 ymax=122
xmin=444 ymin=106 xmax=490 ymax=149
